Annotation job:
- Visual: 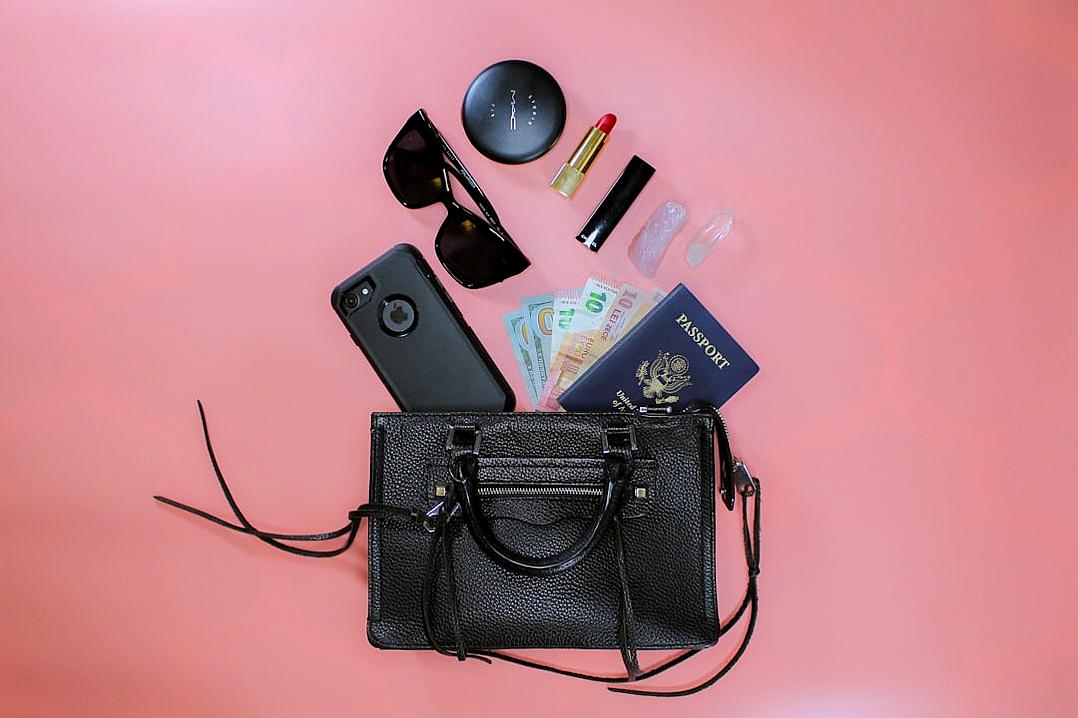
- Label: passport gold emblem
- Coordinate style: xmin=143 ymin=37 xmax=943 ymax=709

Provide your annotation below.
xmin=636 ymin=351 xmax=692 ymax=405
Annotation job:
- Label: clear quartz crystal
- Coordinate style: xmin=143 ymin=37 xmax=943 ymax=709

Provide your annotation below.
xmin=627 ymin=201 xmax=687 ymax=278
xmin=685 ymin=210 xmax=734 ymax=268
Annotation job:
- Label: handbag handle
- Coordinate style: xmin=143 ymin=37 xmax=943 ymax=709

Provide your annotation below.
xmin=446 ymin=425 xmax=635 ymax=577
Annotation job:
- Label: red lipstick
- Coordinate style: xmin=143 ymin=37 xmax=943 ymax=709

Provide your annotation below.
xmin=550 ymin=113 xmax=617 ymax=198
xmin=596 ymin=113 xmax=617 ymax=134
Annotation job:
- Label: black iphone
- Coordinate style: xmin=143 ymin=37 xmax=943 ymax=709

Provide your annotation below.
xmin=331 ymin=244 xmax=515 ymax=411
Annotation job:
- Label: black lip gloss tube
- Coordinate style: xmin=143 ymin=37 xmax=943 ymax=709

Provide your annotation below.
xmin=575 ymin=155 xmax=655 ymax=252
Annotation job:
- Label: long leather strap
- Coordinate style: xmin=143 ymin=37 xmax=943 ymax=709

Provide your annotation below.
xmin=610 ymin=467 xmax=760 ymax=696
xmin=153 ymin=401 xmax=422 ymax=556
xmin=420 ymin=505 xmax=492 ymax=664
xmin=612 ymin=515 xmax=641 ymax=679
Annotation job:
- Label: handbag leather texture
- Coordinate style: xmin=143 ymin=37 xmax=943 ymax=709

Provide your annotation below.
xmin=367 ymin=411 xmax=719 ymax=652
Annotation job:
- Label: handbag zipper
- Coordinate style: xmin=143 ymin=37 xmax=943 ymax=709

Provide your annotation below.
xmin=479 ymin=484 xmax=604 ymax=498
xmin=434 ymin=482 xmax=647 ymax=499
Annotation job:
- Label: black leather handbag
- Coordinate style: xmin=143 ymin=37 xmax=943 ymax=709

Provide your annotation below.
xmin=156 ymin=402 xmax=761 ymax=697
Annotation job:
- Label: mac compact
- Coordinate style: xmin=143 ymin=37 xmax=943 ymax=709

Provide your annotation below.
xmin=461 ymin=60 xmax=566 ymax=164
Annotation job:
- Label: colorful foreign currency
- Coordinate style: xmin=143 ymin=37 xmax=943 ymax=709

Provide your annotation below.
xmin=536 ymin=273 xmax=622 ymax=411
xmin=577 ymin=283 xmax=650 ymax=375
xmin=504 ymin=278 xmax=666 ymax=411
xmin=503 ymin=310 xmax=540 ymax=408
xmin=549 ymin=287 xmax=582 ymax=359
xmin=622 ymin=286 xmax=667 ymax=335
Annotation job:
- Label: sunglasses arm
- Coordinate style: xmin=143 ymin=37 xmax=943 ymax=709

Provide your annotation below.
xmin=439 ymin=140 xmax=503 ymax=229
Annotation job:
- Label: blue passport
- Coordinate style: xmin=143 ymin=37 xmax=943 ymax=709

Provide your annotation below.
xmin=558 ymin=284 xmax=759 ymax=412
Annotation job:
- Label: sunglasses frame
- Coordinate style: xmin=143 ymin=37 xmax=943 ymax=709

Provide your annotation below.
xmin=383 ymin=110 xmax=528 ymax=289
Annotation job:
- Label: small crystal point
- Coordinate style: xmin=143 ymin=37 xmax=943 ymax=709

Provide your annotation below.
xmin=685 ymin=210 xmax=734 ymax=268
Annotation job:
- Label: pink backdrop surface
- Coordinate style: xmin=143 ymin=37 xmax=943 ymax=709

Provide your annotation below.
xmin=2 ymin=1 xmax=1076 ymax=716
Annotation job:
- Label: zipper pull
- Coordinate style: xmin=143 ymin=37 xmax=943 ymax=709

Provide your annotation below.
xmin=423 ymin=491 xmax=461 ymax=532
xmin=422 ymin=501 xmax=445 ymax=532
xmin=637 ymin=406 xmax=673 ymax=415
xmin=732 ymin=457 xmax=758 ymax=497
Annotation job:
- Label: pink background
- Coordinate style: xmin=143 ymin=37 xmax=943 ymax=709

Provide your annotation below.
xmin=2 ymin=1 xmax=1076 ymax=716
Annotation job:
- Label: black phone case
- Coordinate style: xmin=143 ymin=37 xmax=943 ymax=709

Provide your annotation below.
xmin=331 ymin=244 xmax=515 ymax=411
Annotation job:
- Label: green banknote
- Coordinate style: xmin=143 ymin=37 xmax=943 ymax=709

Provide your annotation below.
xmin=503 ymin=310 xmax=540 ymax=408
xmin=522 ymin=293 xmax=555 ymax=389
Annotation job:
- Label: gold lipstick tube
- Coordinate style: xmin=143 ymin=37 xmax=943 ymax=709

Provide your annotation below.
xmin=550 ymin=124 xmax=611 ymax=198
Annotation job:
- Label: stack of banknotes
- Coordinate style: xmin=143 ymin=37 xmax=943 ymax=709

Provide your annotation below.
xmin=503 ymin=273 xmax=666 ymax=411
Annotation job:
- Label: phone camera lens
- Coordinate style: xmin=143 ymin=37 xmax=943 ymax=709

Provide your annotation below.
xmin=342 ymin=293 xmax=360 ymax=310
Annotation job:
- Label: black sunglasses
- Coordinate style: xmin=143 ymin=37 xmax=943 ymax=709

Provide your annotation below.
xmin=383 ymin=109 xmax=530 ymax=289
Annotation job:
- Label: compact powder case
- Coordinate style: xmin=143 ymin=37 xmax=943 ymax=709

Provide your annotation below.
xmin=462 ymin=60 xmax=566 ymax=164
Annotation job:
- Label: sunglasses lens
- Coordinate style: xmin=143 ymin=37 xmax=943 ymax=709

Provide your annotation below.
xmin=437 ymin=210 xmax=530 ymax=289
xmin=384 ymin=127 xmax=446 ymax=207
